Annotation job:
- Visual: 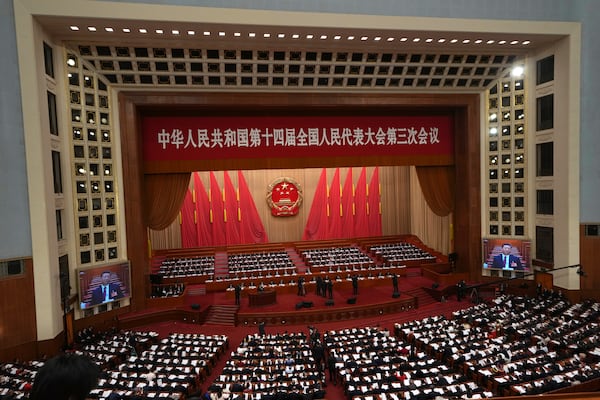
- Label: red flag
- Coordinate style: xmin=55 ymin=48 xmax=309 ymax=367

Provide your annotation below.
xmin=303 ymin=168 xmax=329 ymax=241
xmin=238 ymin=171 xmax=268 ymax=243
xmin=354 ymin=167 xmax=369 ymax=237
xmin=223 ymin=171 xmax=241 ymax=245
xmin=368 ymin=167 xmax=382 ymax=236
xmin=341 ymin=168 xmax=355 ymax=238
xmin=209 ymin=171 xmax=226 ymax=245
xmin=194 ymin=172 xmax=213 ymax=246
xmin=180 ymin=187 xmax=198 ymax=248
xmin=328 ymin=168 xmax=342 ymax=239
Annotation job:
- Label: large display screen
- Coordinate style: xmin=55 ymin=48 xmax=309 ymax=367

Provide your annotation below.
xmin=77 ymin=261 xmax=131 ymax=309
xmin=482 ymin=238 xmax=531 ymax=271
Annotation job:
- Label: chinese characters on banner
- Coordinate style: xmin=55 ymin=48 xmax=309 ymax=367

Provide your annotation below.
xmin=142 ymin=115 xmax=454 ymax=161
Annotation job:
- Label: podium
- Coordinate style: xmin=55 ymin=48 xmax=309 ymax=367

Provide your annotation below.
xmin=248 ymin=290 xmax=276 ymax=307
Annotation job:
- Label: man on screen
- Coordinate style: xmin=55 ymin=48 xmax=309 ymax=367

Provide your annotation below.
xmin=90 ymin=271 xmax=124 ymax=305
xmin=492 ymin=243 xmax=524 ymax=270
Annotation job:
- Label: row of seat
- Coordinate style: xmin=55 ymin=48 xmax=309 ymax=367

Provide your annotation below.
xmin=395 ymin=294 xmax=600 ymax=397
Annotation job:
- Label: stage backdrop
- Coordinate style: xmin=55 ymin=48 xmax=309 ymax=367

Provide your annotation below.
xmin=149 ymin=165 xmax=451 ymax=254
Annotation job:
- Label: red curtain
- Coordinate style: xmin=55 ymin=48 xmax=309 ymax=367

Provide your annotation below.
xmin=354 ymin=167 xmax=369 ymax=237
xmin=193 ymin=172 xmax=213 ymax=246
xmin=303 ymin=168 xmax=329 ymax=241
xmin=341 ymin=168 xmax=355 ymax=238
xmin=238 ymin=171 xmax=268 ymax=243
xmin=328 ymin=168 xmax=342 ymax=239
xmin=209 ymin=171 xmax=227 ymax=246
xmin=415 ymin=166 xmax=455 ymax=217
xmin=368 ymin=167 xmax=382 ymax=236
xmin=144 ymin=173 xmax=191 ymax=230
xmin=223 ymin=171 xmax=241 ymax=245
xmin=180 ymin=188 xmax=198 ymax=248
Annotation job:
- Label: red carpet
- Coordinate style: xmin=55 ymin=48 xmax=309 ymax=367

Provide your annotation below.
xmin=134 ymin=272 xmax=475 ymax=399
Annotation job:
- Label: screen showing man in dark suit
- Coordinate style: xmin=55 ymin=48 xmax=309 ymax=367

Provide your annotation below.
xmin=90 ymin=271 xmax=124 ymax=305
xmin=492 ymin=243 xmax=524 ymax=270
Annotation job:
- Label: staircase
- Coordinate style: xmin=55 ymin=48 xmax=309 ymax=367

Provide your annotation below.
xmin=213 ymin=251 xmax=229 ymax=278
xmin=405 ymin=287 xmax=438 ymax=308
xmin=204 ymin=304 xmax=239 ymax=326
xmin=286 ymin=247 xmax=307 ymax=273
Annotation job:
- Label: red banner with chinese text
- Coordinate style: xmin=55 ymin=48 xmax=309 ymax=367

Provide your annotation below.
xmin=142 ymin=115 xmax=453 ymax=161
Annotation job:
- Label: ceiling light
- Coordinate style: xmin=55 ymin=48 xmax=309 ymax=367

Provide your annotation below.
xmin=122 ymin=28 xmax=131 ymax=33
xmin=155 ymin=29 xmax=163 ymax=34
xmin=400 ymin=37 xmax=408 ymax=42
xmin=511 ymin=65 xmax=525 ymax=77
xmin=489 ymin=113 xmax=497 ymax=121
xmin=234 ymin=32 xmax=241 ymax=37
xmin=105 ymin=27 xmax=114 ymax=32
xmin=306 ymin=34 xmax=314 ymax=39
xmin=334 ymin=35 xmax=342 ymax=40
xmin=87 ymin=26 xmax=97 ymax=32
xmin=522 ymin=40 xmax=531 ymax=45
xmin=263 ymin=33 xmax=271 ymax=38
xmin=292 ymin=34 xmax=299 ymax=39
xmin=219 ymin=32 xmax=226 ymax=37
xmin=462 ymin=39 xmax=470 ymax=43
xmin=249 ymin=32 xmax=256 ymax=37
xmin=450 ymin=39 xmax=458 ymax=43
xmin=386 ymin=37 xmax=394 ymax=42
xmin=475 ymin=39 xmax=483 ymax=44
xmin=67 ymin=58 xmax=76 ymax=66
xmin=374 ymin=36 xmax=382 ymax=41
xmin=278 ymin=33 xmax=285 ymax=38
xmin=172 ymin=30 xmax=179 ymax=35
xmin=498 ymin=40 xmax=506 ymax=44
xmin=438 ymin=38 xmax=446 ymax=43
xmin=490 ymin=127 xmax=498 ymax=135
xmin=187 ymin=30 xmax=195 ymax=35
xmin=69 ymin=26 xmax=79 ymax=31
xmin=347 ymin=36 xmax=355 ymax=40
xmin=425 ymin=38 xmax=433 ymax=43
xmin=320 ymin=35 xmax=327 ymax=40
xmin=361 ymin=36 xmax=368 ymax=41
xmin=413 ymin=38 xmax=420 ymax=42
xmin=510 ymin=40 xmax=519 ymax=45
xmin=203 ymin=31 xmax=211 ymax=36
xmin=139 ymin=28 xmax=147 ymax=34
xmin=487 ymin=40 xmax=495 ymax=44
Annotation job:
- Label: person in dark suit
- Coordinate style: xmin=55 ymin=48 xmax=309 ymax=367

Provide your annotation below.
xmin=90 ymin=271 xmax=124 ymax=305
xmin=492 ymin=243 xmax=524 ymax=270
xmin=351 ymin=274 xmax=359 ymax=295
xmin=234 ymin=284 xmax=241 ymax=305
xmin=392 ymin=274 xmax=399 ymax=293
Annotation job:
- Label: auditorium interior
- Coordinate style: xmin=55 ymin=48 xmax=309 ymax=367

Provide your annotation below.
xmin=2 ymin=1 xmax=600 ymax=399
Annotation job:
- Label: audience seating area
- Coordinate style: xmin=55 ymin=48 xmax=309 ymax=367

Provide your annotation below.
xmin=208 ymin=332 xmax=325 ymax=399
xmin=300 ymin=246 xmax=376 ymax=271
xmin=324 ymin=326 xmax=492 ymax=399
xmin=3 ymin=292 xmax=600 ymax=399
xmin=395 ymin=293 xmax=600 ymax=398
xmin=369 ymin=242 xmax=436 ymax=266
xmin=227 ymin=251 xmax=296 ymax=277
xmin=158 ymin=256 xmax=216 ymax=279
xmin=0 ymin=329 xmax=228 ymax=400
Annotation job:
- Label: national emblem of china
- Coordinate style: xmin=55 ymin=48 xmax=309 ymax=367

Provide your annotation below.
xmin=267 ymin=177 xmax=303 ymax=217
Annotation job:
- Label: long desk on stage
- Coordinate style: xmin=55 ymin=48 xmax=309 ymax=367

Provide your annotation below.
xmin=248 ymin=290 xmax=276 ymax=307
